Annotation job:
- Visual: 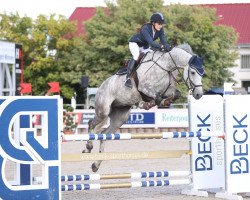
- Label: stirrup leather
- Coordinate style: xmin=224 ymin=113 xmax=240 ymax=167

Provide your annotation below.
xmin=125 ymin=78 xmax=132 ymax=88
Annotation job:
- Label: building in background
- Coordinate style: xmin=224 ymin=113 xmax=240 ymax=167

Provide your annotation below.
xmin=69 ymin=3 xmax=250 ymax=93
xmin=204 ymin=4 xmax=250 ymax=93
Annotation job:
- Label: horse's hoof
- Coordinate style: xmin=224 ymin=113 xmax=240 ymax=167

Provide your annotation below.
xmin=91 ymin=163 xmax=99 ymax=172
xmin=82 ymin=149 xmax=91 ymax=153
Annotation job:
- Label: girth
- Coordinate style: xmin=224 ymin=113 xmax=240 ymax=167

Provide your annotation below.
xmin=133 ymin=71 xmax=154 ymax=102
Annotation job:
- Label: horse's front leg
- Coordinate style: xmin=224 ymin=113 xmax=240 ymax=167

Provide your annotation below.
xmin=82 ymin=118 xmax=95 ymax=153
xmin=82 ymin=117 xmax=107 ymax=153
xmin=91 ymin=140 xmax=105 ymax=172
xmin=91 ymin=106 xmax=131 ymax=172
xmin=82 ymin=140 xmax=93 ymax=153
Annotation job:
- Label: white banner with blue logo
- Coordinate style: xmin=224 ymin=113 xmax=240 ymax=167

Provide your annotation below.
xmin=155 ymin=109 xmax=188 ymax=128
xmin=189 ymin=95 xmax=225 ymax=190
xmin=0 ymin=96 xmax=61 ymax=200
xmin=74 ymin=109 xmax=188 ymax=129
xmin=224 ymin=95 xmax=250 ymax=193
xmin=0 ymin=41 xmax=15 ymax=64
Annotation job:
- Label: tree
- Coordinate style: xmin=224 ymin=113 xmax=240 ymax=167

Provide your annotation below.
xmin=76 ymin=0 xmax=165 ymax=86
xmin=0 ymin=1 xmax=238 ymax=102
xmin=164 ymin=4 xmax=238 ymax=90
xmin=72 ymin=0 xmax=238 ymax=96
xmin=0 ymin=13 xmax=77 ymax=98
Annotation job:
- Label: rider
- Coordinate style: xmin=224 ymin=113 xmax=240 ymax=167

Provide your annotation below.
xmin=124 ymin=12 xmax=171 ymax=89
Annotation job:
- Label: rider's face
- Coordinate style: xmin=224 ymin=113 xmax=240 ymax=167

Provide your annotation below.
xmin=153 ymin=22 xmax=163 ymax=31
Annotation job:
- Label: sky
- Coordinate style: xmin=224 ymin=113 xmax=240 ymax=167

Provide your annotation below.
xmin=0 ymin=0 xmax=250 ymax=19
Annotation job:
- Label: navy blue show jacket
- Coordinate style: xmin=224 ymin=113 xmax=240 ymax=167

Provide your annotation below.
xmin=129 ymin=23 xmax=168 ymax=50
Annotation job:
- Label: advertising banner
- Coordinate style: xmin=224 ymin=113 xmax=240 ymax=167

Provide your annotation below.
xmin=224 ymin=95 xmax=250 ymax=193
xmin=190 ymin=95 xmax=225 ymax=190
xmin=74 ymin=109 xmax=188 ymax=129
xmin=0 ymin=41 xmax=15 ymax=64
xmin=155 ymin=109 xmax=188 ymax=128
xmin=0 ymin=96 xmax=61 ymax=200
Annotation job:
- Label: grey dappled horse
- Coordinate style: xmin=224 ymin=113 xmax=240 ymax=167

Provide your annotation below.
xmin=82 ymin=43 xmax=205 ymax=172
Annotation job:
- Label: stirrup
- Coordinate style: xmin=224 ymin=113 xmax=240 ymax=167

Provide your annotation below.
xmin=124 ymin=78 xmax=132 ymax=89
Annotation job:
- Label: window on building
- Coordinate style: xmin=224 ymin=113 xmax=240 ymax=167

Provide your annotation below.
xmin=241 ymin=54 xmax=250 ymax=69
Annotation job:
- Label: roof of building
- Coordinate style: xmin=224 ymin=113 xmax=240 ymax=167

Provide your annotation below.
xmin=204 ymin=3 xmax=250 ymax=44
xmin=69 ymin=4 xmax=250 ymax=44
xmin=69 ymin=7 xmax=96 ymax=36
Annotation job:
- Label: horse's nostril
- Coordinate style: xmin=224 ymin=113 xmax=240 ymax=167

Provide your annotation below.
xmin=196 ymin=93 xmax=202 ymax=100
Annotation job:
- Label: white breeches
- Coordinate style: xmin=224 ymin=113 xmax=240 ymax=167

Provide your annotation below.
xmin=129 ymin=42 xmax=151 ymax=61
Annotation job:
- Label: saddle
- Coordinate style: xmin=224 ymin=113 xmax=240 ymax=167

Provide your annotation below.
xmin=116 ymin=53 xmax=146 ymax=76
xmin=115 ymin=53 xmax=153 ymax=102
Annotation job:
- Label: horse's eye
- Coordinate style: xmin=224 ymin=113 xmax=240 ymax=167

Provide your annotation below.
xmin=191 ymin=71 xmax=196 ymax=75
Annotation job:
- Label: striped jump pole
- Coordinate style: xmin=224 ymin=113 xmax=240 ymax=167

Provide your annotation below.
xmin=62 ymin=179 xmax=191 ymax=191
xmin=63 ymin=131 xmax=224 ymax=141
xmin=61 ymin=170 xmax=191 ymax=182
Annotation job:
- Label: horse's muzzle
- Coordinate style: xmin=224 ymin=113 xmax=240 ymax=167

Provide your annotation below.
xmin=191 ymin=86 xmax=203 ymax=100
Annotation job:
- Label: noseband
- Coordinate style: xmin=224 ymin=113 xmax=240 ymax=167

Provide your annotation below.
xmin=184 ymin=65 xmax=203 ymax=93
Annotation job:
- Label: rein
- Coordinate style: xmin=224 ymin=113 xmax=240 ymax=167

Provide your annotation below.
xmin=139 ymin=50 xmax=202 ymax=97
xmin=140 ymin=51 xmax=167 ymax=74
xmin=168 ymin=52 xmax=203 ymax=94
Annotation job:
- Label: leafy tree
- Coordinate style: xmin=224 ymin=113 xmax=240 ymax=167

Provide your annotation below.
xmin=164 ymin=4 xmax=238 ymax=90
xmin=0 ymin=13 xmax=77 ymax=98
xmin=72 ymin=0 xmax=238 ymax=97
xmin=0 ymin=1 xmax=238 ymax=102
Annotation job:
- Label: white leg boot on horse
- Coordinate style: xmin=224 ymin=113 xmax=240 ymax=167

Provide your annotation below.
xmin=124 ymin=59 xmax=136 ymax=89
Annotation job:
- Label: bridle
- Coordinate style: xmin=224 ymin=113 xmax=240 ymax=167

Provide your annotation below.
xmin=184 ymin=65 xmax=203 ymax=92
xmin=139 ymin=49 xmax=203 ymax=95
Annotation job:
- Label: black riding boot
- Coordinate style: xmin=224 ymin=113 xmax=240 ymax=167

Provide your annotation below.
xmin=124 ymin=59 xmax=136 ymax=89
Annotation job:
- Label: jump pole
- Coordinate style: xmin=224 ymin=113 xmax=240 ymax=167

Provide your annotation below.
xmin=63 ymin=131 xmax=224 ymax=141
xmin=62 ymin=150 xmax=191 ymax=162
xmin=62 ymin=179 xmax=191 ymax=191
xmin=60 ymin=170 xmax=191 ymax=182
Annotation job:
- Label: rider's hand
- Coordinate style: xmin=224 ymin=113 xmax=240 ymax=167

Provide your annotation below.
xmin=160 ymin=45 xmax=165 ymax=52
xmin=164 ymin=44 xmax=171 ymax=52
xmin=160 ymin=44 xmax=171 ymax=52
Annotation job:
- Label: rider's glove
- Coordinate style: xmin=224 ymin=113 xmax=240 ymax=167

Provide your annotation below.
xmin=164 ymin=44 xmax=171 ymax=52
xmin=160 ymin=45 xmax=165 ymax=52
xmin=160 ymin=44 xmax=171 ymax=52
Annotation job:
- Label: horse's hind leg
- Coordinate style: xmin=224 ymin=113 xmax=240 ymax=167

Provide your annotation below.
xmin=82 ymin=116 xmax=108 ymax=153
xmin=91 ymin=106 xmax=131 ymax=172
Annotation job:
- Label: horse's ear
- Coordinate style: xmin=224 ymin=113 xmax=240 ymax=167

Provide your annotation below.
xmin=197 ymin=55 xmax=205 ymax=64
xmin=189 ymin=55 xmax=205 ymax=76
xmin=199 ymin=56 xmax=204 ymax=65
xmin=195 ymin=55 xmax=204 ymax=66
xmin=188 ymin=55 xmax=196 ymax=65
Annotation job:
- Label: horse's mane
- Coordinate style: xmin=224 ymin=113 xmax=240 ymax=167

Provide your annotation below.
xmin=176 ymin=43 xmax=194 ymax=55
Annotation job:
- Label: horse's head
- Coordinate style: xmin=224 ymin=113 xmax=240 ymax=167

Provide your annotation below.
xmin=183 ymin=55 xmax=204 ymax=100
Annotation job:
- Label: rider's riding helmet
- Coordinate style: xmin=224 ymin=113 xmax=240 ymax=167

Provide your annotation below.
xmin=150 ymin=12 xmax=166 ymax=24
